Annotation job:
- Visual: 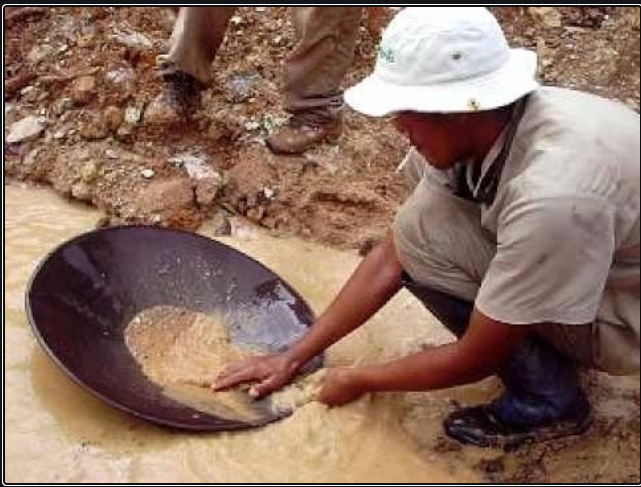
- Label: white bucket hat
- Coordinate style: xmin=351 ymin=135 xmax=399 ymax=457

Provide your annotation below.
xmin=345 ymin=7 xmax=539 ymax=116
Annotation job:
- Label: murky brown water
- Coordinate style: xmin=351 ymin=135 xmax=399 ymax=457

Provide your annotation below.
xmin=5 ymin=183 xmax=497 ymax=483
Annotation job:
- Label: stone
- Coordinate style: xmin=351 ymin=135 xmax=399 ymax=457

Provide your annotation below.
xmin=52 ymin=97 xmax=75 ymax=116
xmin=529 ymin=7 xmax=563 ymax=28
xmin=70 ymin=76 xmax=96 ymax=105
xmin=140 ymin=168 xmax=155 ymax=179
xmin=207 ymin=211 xmax=232 ymax=236
xmin=7 ymin=116 xmax=46 ymax=144
xmin=23 ymin=148 xmax=41 ymax=167
xmin=79 ymin=116 xmax=109 ymax=140
xmin=135 ymin=178 xmax=195 ymax=215
xmin=171 ymin=153 xmax=219 ymax=181
xmin=104 ymin=106 xmax=124 ymax=132
xmin=105 ymin=149 xmax=120 ymax=159
xmin=111 ymin=29 xmax=153 ymax=49
xmin=27 ymin=44 xmax=54 ymax=63
xmin=195 ymin=177 xmax=224 ymax=207
xmin=124 ymin=106 xmax=143 ymax=125
xmin=143 ymin=96 xmax=181 ymax=125
xmin=226 ymin=72 xmax=261 ymax=103
xmin=80 ymin=159 xmax=101 ymax=183
xmin=116 ymin=123 xmax=135 ymax=141
xmin=105 ymin=67 xmax=135 ymax=91
xmin=71 ymin=182 xmax=92 ymax=202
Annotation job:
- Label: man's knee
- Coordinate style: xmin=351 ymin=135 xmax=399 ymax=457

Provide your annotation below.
xmin=402 ymin=276 xmax=473 ymax=337
xmin=395 ymin=191 xmax=489 ymax=301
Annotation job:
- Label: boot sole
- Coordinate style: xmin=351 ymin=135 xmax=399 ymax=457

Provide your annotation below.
xmin=445 ymin=406 xmax=595 ymax=451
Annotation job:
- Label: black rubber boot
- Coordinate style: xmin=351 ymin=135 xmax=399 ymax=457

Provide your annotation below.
xmin=445 ymin=337 xmax=593 ymax=449
xmin=402 ymin=276 xmax=594 ymax=449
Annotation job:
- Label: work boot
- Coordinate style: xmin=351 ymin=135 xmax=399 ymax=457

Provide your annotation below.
xmin=146 ymin=69 xmax=205 ymax=125
xmin=266 ymin=111 xmax=342 ymax=155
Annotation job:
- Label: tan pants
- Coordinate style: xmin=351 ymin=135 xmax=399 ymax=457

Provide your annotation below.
xmin=162 ymin=7 xmax=362 ymax=116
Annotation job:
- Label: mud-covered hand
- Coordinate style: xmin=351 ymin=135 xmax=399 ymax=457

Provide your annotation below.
xmin=318 ymin=368 xmax=367 ymax=407
xmin=214 ymin=354 xmax=300 ymax=399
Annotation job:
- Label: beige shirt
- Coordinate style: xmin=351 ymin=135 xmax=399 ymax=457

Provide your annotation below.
xmin=394 ymin=87 xmax=640 ymax=374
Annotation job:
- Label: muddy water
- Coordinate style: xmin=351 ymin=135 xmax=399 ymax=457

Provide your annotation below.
xmin=5 ymin=184 xmax=496 ymax=483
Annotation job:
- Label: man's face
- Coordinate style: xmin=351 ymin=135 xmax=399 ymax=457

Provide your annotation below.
xmin=393 ymin=112 xmax=464 ymax=170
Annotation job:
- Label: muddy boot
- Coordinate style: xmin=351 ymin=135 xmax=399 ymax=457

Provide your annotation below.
xmin=146 ymin=69 xmax=205 ymax=125
xmin=445 ymin=402 xmax=593 ymax=451
xmin=266 ymin=111 xmax=342 ymax=155
xmin=402 ymin=278 xmax=594 ymax=450
xmin=445 ymin=337 xmax=593 ymax=449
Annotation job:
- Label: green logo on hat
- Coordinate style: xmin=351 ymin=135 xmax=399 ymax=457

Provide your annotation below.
xmin=378 ymin=46 xmax=396 ymax=64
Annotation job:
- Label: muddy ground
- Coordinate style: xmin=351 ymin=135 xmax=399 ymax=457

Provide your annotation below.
xmin=4 ymin=6 xmax=640 ymax=483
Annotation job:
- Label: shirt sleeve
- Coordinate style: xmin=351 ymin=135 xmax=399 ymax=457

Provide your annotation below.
xmin=476 ymin=193 xmax=616 ymax=325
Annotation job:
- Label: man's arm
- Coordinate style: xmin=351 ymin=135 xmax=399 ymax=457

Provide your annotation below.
xmin=286 ymin=235 xmax=405 ymax=367
xmin=320 ymin=309 xmax=531 ymax=406
xmin=215 ymin=235 xmax=405 ymax=396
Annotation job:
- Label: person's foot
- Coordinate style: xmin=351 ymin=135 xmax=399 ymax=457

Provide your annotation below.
xmin=145 ymin=70 xmax=205 ymax=125
xmin=444 ymin=402 xmax=593 ymax=450
xmin=266 ymin=112 xmax=342 ymax=155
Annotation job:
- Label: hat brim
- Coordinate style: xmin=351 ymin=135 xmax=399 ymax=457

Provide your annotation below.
xmin=345 ymin=49 xmax=539 ymax=117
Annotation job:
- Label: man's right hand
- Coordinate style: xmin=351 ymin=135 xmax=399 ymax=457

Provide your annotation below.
xmin=213 ymin=354 xmax=300 ymax=399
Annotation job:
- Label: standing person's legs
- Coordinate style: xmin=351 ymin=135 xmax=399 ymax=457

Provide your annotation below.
xmin=284 ymin=6 xmax=361 ymax=116
xmin=398 ymin=157 xmax=592 ymax=448
xmin=152 ymin=7 xmax=236 ymax=120
xmin=159 ymin=6 xmax=236 ymax=84
xmin=267 ymin=7 xmax=362 ymax=155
